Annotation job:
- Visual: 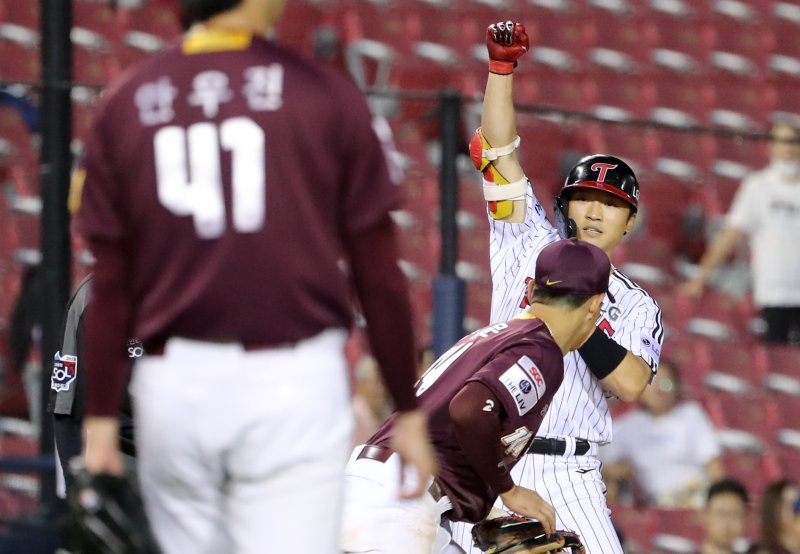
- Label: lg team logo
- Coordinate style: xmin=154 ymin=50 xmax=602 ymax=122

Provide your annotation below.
xmin=591 ymin=162 xmax=617 ymax=182
xmin=51 ymin=352 xmax=77 ymax=393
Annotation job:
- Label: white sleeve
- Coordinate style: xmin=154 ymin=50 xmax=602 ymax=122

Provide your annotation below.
xmin=726 ymin=174 xmax=761 ymax=234
xmin=614 ymin=295 xmax=664 ymax=372
xmin=487 ymin=178 xmax=560 ymax=323
xmin=686 ymin=402 xmax=722 ymax=463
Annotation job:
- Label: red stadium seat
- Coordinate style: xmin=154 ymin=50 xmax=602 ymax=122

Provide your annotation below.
xmin=585 ymin=72 xmax=656 ymax=121
xmin=116 ymin=1 xmax=181 ymax=41
xmin=582 ymin=121 xmax=659 ymax=170
xmin=632 ymin=175 xmax=693 ymax=254
xmin=714 ymin=133 xmax=770 ymax=176
xmin=515 ymin=66 xmax=592 ymax=113
xmin=694 ymin=339 xmax=768 ymax=386
xmin=0 ymin=38 xmax=39 ymax=84
xmin=703 ymin=390 xmax=780 ymax=443
xmin=770 ymin=76 xmax=800 ymax=115
xmin=0 ymin=433 xmax=36 ymax=457
xmin=72 ymin=44 xmax=122 ymax=86
xmin=398 ymin=224 xmax=439 ymax=281
xmin=584 ymin=8 xmax=652 ymax=69
xmin=73 ymin=0 xmax=120 ymax=44
xmin=776 ymin=430 xmax=800 ymax=481
xmin=708 ymin=14 xmax=769 ymax=77
xmin=764 ymin=366 xmax=800 ymax=429
xmin=649 ymin=72 xmax=715 ymax=126
xmin=526 ymin=4 xmax=593 ymax=67
xmin=647 ymin=13 xmax=714 ymax=73
xmin=515 ymin=115 xmax=575 ymax=201
xmin=770 ymin=6 xmax=800 ymax=61
xmin=0 ymin=0 xmax=38 ymax=28
xmin=465 ymin=281 xmax=492 ymax=332
xmin=764 ymin=345 xmax=800 ymax=378
xmin=275 ymin=0 xmax=326 ymax=57
xmin=609 ymin=503 xmax=657 ymax=554
xmin=650 ymin=507 xmax=704 ymax=544
xmin=709 ymin=77 xmax=775 ymax=131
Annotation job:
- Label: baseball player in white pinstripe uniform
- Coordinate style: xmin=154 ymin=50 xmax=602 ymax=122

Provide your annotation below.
xmin=450 ymin=22 xmax=664 ymax=554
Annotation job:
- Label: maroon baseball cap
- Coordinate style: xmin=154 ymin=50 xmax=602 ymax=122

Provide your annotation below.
xmin=535 ymin=238 xmax=615 ymax=302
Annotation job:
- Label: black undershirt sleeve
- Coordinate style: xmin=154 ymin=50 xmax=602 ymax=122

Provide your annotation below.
xmin=344 ymin=214 xmax=418 ymax=412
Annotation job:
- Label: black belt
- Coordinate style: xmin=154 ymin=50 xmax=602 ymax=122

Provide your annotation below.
xmin=529 ymin=437 xmax=591 ymax=456
xmin=356 ymin=445 xmax=445 ymax=502
xmin=356 ymin=444 xmax=393 ymax=463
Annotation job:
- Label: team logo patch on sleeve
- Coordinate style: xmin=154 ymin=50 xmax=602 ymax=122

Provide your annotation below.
xmin=640 ymin=333 xmax=661 ymax=364
xmin=498 ymin=355 xmax=547 ymax=416
xmin=51 ymin=351 xmax=78 ymax=393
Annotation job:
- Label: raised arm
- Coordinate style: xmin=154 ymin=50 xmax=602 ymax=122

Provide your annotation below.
xmin=471 ymin=22 xmax=530 ymax=223
xmin=481 ymin=22 xmax=527 ymax=184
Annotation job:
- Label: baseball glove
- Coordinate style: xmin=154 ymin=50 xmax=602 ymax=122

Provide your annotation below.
xmin=472 ymin=515 xmax=586 ymax=554
xmin=61 ymin=464 xmax=162 ymax=554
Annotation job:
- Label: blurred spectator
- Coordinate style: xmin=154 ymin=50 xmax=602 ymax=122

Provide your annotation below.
xmin=699 ymin=478 xmax=750 ymax=554
xmin=680 ymin=117 xmax=800 ymax=345
xmin=760 ymin=479 xmax=800 ymax=554
xmin=2 ymin=266 xmax=43 ymax=423
xmin=600 ymin=360 xmax=725 ymax=508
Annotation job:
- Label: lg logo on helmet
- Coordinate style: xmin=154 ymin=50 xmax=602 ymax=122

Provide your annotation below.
xmin=591 ymin=162 xmax=617 ymax=182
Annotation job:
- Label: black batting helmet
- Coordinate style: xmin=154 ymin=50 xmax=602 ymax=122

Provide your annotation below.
xmin=554 ymin=154 xmax=640 ymax=238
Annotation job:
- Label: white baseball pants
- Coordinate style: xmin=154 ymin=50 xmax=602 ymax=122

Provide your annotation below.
xmin=341 ymin=446 xmax=456 ymax=554
xmin=131 ymin=330 xmax=353 ymax=554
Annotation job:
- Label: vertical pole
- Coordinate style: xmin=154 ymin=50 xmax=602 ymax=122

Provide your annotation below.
xmin=432 ymin=90 xmax=465 ymax=357
xmin=39 ymin=0 xmax=73 ymax=506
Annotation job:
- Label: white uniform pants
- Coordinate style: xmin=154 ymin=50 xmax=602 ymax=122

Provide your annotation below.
xmin=131 ymin=330 xmax=353 ymax=554
xmin=450 ymin=450 xmax=623 ymax=554
xmin=341 ymin=446 xmax=456 ymax=554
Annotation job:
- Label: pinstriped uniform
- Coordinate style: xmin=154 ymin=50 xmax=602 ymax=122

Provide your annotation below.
xmin=450 ymin=181 xmax=664 ymax=554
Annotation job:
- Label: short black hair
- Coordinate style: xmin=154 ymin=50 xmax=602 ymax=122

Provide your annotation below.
xmin=179 ymin=0 xmax=243 ymax=24
xmin=531 ymin=287 xmax=593 ymax=310
xmin=707 ymin=478 xmax=748 ymax=506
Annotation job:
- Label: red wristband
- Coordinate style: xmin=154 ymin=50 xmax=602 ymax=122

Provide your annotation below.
xmin=488 ymin=60 xmax=515 ymax=75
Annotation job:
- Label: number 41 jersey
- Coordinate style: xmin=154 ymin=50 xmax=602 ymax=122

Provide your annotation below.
xmin=76 ymin=31 xmax=398 ymax=347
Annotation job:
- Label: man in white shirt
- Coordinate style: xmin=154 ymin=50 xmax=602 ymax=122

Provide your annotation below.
xmin=600 ymin=360 xmax=724 ymax=508
xmin=681 ymin=117 xmax=800 ymax=344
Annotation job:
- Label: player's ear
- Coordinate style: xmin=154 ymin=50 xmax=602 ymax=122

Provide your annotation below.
xmin=525 ymin=281 xmax=536 ymax=304
xmin=587 ymin=293 xmax=603 ymax=319
xmin=624 ymin=209 xmax=637 ymax=235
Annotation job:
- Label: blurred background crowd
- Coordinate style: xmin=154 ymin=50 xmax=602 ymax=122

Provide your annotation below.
xmin=0 ymin=0 xmax=799 ymax=552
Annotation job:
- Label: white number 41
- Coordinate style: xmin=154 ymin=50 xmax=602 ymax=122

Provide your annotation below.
xmin=154 ymin=116 xmax=265 ymax=239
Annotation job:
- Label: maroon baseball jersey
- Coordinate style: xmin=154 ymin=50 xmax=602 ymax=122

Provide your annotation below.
xmin=77 ymin=31 xmax=399 ymax=347
xmin=369 ymin=315 xmax=565 ymax=522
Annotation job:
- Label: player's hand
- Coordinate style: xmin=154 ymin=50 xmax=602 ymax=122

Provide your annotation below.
xmin=82 ymin=416 xmax=124 ymax=475
xmin=486 ymin=21 xmax=529 ymax=70
xmin=500 ymin=485 xmax=556 ymax=535
xmin=391 ymin=409 xmax=436 ymax=499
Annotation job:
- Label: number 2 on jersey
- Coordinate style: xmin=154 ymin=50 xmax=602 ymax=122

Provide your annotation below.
xmin=154 ymin=116 xmax=265 ymax=239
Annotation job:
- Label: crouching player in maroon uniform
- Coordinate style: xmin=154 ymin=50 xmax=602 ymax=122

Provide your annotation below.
xmin=341 ymin=238 xmax=614 ymax=553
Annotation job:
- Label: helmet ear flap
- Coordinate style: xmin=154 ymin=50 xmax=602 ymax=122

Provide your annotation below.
xmin=553 ymin=195 xmax=577 ymax=239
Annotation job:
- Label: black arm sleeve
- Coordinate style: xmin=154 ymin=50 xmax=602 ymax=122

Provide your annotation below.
xmin=450 ymin=381 xmax=514 ymax=496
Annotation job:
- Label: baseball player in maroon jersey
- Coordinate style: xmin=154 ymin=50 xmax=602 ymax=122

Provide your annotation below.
xmin=74 ymin=0 xmax=435 ymax=552
xmin=341 ymin=239 xmax=613 ymax=553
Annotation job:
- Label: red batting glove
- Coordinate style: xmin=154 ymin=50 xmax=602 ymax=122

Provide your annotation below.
xmin=486 ymin=21 xmax=529 ymax=75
